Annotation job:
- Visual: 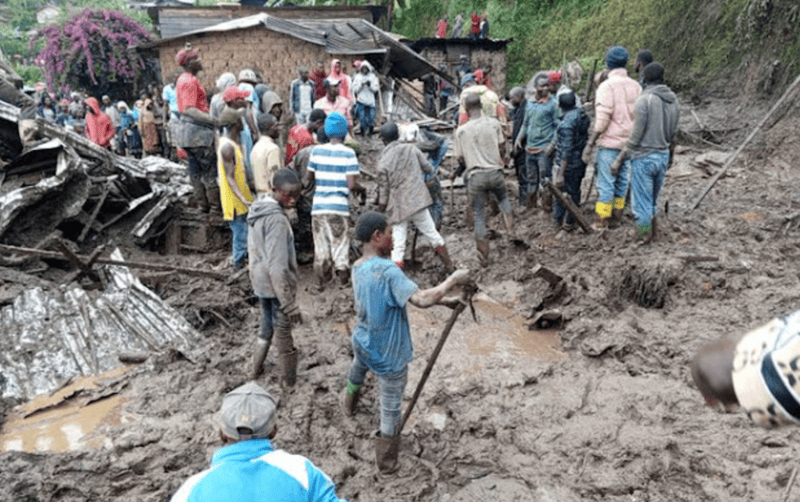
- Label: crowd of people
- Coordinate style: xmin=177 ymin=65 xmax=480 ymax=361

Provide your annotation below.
xmin=436 ymin=12 xmax=491 ymax=39
xmin=1 ymin=41 xmax=683 ymax=501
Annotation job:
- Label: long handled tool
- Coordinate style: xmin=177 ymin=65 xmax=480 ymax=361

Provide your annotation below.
xmin=398 ymin=284 xmax=477 ymax=435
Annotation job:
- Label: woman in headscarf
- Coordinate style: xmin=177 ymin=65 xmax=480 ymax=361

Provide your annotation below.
xmin=139 ymin=97 xmax=161 ymax=155
xmin=329 ymin=59 xmax=352 ymax=102
xmin=211 ymin=72 xmax=237 ymax=120
xmin=83 ymin=97 xmax=115 ymax=149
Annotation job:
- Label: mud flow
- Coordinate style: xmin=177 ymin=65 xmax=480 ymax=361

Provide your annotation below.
xmin=3 ymin=102 xmax=800 ymax=502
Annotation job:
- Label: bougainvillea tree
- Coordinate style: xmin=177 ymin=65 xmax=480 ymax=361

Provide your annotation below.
xmin=32 ymin=10 xmax=155 ymax=100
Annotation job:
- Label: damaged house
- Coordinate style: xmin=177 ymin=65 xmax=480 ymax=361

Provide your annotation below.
xmin=138 ymin=12 xmax=454 ymax=120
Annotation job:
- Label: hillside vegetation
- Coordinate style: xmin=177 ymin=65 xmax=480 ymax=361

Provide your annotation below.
xmin=394 ymin=0 xmax=800 ymax=96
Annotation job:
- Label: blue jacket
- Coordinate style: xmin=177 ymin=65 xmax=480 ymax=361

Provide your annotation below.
xmin=170 ymin=439 xmax=346 ymax=502
xmin=290 ymin=78 xmax=315 ymax=114
xmin=555 ymin=107 xmax=590 ymax=169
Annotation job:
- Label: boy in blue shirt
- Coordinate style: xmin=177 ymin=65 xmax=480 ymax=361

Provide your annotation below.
xmin=342 ymin=211 xmax=470 ymax=473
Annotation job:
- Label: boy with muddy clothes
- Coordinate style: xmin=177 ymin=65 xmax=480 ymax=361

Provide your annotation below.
xmin=342 ymin=211 xmax=471 ymax=473
xmin=453 ymin=93 xmax=515 ymax=267
xmin=248 ymin=169 xmax=304 ymax=386
xmin=169 ymin=382 xmax=346 ymax=502
xmin=612 ymin=62 xmax=679 ymax=242
xmin=377 ymin=122 xmax=455 ymax=273
xmin=581 ymin=45 xmax=641 ymax=230
xmin=304 ymin=112 xmax=364 ymax=289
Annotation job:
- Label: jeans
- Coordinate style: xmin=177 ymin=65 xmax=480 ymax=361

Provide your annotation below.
xmin=553 ymin=162 xmax=587 ymax=226
xmin=354 ymin=103 xmax=376 ymax=134
xmin=521 ymin=151 xmax=552 ymax=204
xmin=347 ymin=353 xmax=408 ymax=437
xmin=391 ymin=208 xmax=445 ymax=263
xmin=595 ymin=147 xmax=631 ymax=218
xmin=630 ymin=150 xmax=670 ymax=233
xmin=228 ymin=213 xmax=249 ymax=269
xmin=468 ymin=170 xmax=512 ymax=240
xmin=259 ymin=298 xmax=292 ymax=351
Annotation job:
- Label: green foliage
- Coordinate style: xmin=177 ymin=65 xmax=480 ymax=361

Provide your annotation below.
xmin=12 ymin=63 xmax=42 ymax=87
xmin=392 ymin=0 xmax=800 ymax=95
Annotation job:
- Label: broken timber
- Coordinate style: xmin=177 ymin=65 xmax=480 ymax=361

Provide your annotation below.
xmin=543 ymin=179 xmax=594 ymax=233
xmin=0 ymin=243 xmax=227 ymax=279
xmin=689 ymin=71 xmax=800 ymax=211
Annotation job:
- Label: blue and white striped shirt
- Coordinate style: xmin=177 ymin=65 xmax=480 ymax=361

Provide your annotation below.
xmin=308 ymin=143 xmax=360 ymax=216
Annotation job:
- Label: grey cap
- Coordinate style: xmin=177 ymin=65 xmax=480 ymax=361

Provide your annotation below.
xmin=219 ymin=381 xmax=278 ymax=440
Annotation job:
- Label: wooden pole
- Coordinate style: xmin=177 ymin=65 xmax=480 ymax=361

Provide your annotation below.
xmin=543 ymin=179 xmax=594 ymax=233
xmin=689 ymin=72 xmax=800 ymax=212
xmin=398 ymin=287 xmax=474 ymax=435
xmin=0 ymin=243 xmax=227 ymax=279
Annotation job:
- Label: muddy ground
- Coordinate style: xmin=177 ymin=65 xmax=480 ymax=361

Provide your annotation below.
xmin=3 ymin=96 xmax=800 ymax=502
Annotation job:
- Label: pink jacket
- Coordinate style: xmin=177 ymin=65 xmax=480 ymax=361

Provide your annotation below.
xmin=593 ymin=68 xmax=641 ymax=149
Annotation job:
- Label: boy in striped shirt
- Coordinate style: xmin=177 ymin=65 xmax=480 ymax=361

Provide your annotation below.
xmin=305 ymin=112 xmax=364 ymax=289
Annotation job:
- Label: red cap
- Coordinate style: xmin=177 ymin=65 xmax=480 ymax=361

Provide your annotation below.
xmin=223 ymin=86 xmax=250 ymax=104
xmin=176 ymin=49 xmax=199 ymax=67
xmin=548 ymin=71 xmax=562 ymax=84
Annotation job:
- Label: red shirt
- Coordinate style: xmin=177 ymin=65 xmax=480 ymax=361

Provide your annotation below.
xmin=176 ymin=72 xmax=208 ymax=113
xmin=436 ymin=20 xmax=448 ymax=38
xmin=286 ymin=124 xmax=314 ymax=165
xmin=471 ymin=14 xmax=481 ymax=34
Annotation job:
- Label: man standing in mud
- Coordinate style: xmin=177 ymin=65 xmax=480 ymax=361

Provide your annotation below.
xmin=342 ymin=211 xmax=471 ymax=473
xmin=170 ymin=381 xmax=345 ymax=501
xmin=454 ymin=93 xmax=515 ymax=267
xmin=581 ymin=46 xmax=641 ymax=230
xmin=175 ymin=48 xmax=219 ymax=213
xmin=613 ymin=62 xmax=679 ymax=242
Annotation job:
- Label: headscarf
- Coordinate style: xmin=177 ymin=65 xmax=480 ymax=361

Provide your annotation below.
xmin=261 ymin=91 xmax=283 ymax=117
xmin=176 ymin=49 xmax=198 ymax=67
xmin=329 ymin=59 xmax=351 ymax=101
xmin=474 ymin=69 xmax=485 ymax=84
xmin=605 ymin=46 xmax=629 ymax=70
xmin=324 ymin=112 xmax=348 ymax=139
xmin=216 ymin=72 xmax=236 ymax=92
xmin=548 ymin=71 xmax=562 ymax=84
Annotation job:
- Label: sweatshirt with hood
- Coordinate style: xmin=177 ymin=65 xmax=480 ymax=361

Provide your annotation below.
xmin=84 ymin=97 xmax=115 ymax=148
xmin=352 ymin=62 xmax=379 ymax=108
xmin=247 ymin=195 xmax=299 ymax=315
xmin=626 ymin=84 xmax=680 ymax=159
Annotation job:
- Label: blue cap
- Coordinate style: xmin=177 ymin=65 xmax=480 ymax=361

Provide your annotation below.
xmin=605 ymin=46 xmax=629 ymax=70
xmin=324 ymin=112 xmax=348 ymax=139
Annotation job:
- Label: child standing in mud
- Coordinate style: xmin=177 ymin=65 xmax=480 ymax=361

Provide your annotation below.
xmin=342 ymin=211 xmax=471 ymax=474
xmin=248 ymin=169 xmax=304 ymax=386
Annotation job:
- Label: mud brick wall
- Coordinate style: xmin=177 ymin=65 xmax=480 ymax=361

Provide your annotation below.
xmin=157 ymin=26 xmax=361 ymax=107
xmin=419 ymin=47 xmax=507 ymax=96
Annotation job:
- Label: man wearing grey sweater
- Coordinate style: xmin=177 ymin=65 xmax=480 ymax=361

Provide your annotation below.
xmin=612 ymin=62 xmax=679 ymax=242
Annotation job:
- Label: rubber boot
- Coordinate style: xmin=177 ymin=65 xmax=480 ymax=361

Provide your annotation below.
xmin=610 ymin=208 xmax=624 ymax=229
xmin=251 ymin=338 xmax=270 ymax=381
xmin=434 ymin=246 xmax=455 ymax=274
xmin=343 ymin=390 xmax=360 ymax=417
xmin=192 ymin=180 xmax=210 ymax=213
xmin=476 ymin=239 xmax=490 ymax=267
xmin=592 ymin=215 xmax=609 ymax=231
xmin=206 ymin=185 xmax=222 ymax=214
xmin=374 ymin=431 xmax=401 ymax=474
xmin=524 ymin=191 xmax=538 ymax=209
xmin=278 ymin=348 xmax=298 ymax=387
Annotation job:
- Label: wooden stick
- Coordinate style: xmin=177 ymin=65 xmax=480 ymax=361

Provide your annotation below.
xmin=689 ymin=72 xmax=800 ymax=211
xmin=0 ymin=243 xmax=227 ymax=279
xmin=54 ymin=238 xmax=103 ymax=284
xmin=398 ymin=287 xmax=474 ymax=435
xmin=543 ymin=179 xmax=594 ymax=233
xmin=78 ymin=182 xmax=111 ymax=243
xmin=782 ymin=467 xmax=798 ymax=502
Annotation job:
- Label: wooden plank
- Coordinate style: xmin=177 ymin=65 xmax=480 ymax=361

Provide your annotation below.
xmin=78 ymin=182 xmax=111 ymax=243
xmin=543 ymin=179 xmax=594 ymax=234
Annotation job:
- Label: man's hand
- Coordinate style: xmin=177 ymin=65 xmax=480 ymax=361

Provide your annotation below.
xmin=544 ymin=141 xmax=555 ymax=158
xmin=610 ymin=150 xmax=626 ymax=176
xmin=581 ymin=145 xmax=593 ymax=165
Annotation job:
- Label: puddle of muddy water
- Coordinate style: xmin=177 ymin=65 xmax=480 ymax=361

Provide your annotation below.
xmin=1 ymin=367 xmax=130 ymax=453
